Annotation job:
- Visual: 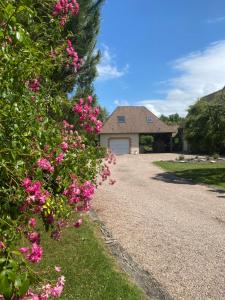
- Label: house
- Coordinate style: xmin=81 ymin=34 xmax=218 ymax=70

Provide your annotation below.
xmin=100 ymin=106 xmax=176 ymax=155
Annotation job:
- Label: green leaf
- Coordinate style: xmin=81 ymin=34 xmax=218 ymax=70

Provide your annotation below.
xmin=5 ymin=4 xmax=14 ymax=16
xmin=0 ymin=258 xmax=6 ymax=265
xmin=17 ymin=273 xmax=30 ymax=296
xmin=0 ymin=271 xmax=13 ymax=299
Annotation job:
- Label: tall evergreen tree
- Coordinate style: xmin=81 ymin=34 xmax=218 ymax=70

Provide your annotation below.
xmin=51 ymin=0 xmax=105 ymax=95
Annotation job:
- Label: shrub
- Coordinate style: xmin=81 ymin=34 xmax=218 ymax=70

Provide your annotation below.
xmin=0 ymin=1 xmax=113 ymax=299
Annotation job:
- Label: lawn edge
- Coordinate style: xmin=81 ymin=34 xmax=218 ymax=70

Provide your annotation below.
xmin=153 ymin=160 xmax=225 ymax=192
xmin=89 ymin=210 xmax=173 ymax=300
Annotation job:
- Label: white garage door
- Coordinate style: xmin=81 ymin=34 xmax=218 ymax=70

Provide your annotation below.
xmin=109 ymin=139 xmax=130 ymax=155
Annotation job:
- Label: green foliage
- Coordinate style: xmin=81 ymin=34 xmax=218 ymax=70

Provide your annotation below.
xmin=140 ymin=135 xmax=154 ymax=146
xmin=160 ymin=113 xmax=184 ymax=125
xmin=185 ymin=100 xmax=225 ymax=154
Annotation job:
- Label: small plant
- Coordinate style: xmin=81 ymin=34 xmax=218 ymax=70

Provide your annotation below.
xmin=178 ymin=155 xmax=185 ymax=161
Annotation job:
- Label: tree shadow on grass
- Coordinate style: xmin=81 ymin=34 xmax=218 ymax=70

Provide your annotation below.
xmin=152 ymin=168 xmax=225 ymax=195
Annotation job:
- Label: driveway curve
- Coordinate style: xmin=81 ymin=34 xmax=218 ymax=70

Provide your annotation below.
xmin=94 ymin=154 xmax=225 ymax=300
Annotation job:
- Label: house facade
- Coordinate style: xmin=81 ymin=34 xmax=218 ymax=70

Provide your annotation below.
xmin=100 ymin=106 xmax=176 ymax=155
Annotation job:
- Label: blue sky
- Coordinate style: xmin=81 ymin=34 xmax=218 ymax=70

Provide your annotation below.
xmin=94 ymin=0 xmax=225 ymax=116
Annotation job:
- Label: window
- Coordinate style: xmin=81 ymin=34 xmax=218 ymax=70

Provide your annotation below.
xmin=147 ymin=116 xmax=153 ymax=123
xmin=117 ymin=115 xmax=125 ymax=123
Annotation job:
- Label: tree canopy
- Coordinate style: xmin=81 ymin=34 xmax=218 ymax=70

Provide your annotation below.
xmin=160 ymin=113 xmax=184 ymax=125
xmin=185 ymin=93 xmax=225 ymax=154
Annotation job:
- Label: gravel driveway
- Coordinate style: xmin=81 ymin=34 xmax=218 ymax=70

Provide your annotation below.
xmin=94 ymin=154 xmax=225 ymax=300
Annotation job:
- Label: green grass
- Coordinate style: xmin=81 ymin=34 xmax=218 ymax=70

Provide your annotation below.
xmin=35 ymin=217 xmax=146 ymax=300
xmin=154 ymin=161 xmax=225 ymax=189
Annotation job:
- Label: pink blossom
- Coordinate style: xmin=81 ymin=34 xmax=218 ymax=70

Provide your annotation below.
xmin=65 ymin=40 xmax=82 ymax=71
xmin=56 ymin=152 xmax=64 ymax=164
xmin=19 ymin=247 xmax=29 ymax=254
xmin=28 ymin=218 xmax=37 ymax=228
xmin=53 ymin=0 xmax=79 ymax=25
xmin=74 ymin=219 xmax=82 ymax=228
xmin=27 ymin=243 xmax=43 ymax=263
xmin=37 ymin=158 xmax=54 ymax=173
xmin=63 ymin=120 xmax=70 ymax=128
xmin=27 ymin=232 xmax=40 ymax=244
xmin=22 ymin=177 xmax=32 ymax=188
xmin=27 ymin=79 xmax=40 ymax=92
xmin=81 ymin=181 xmax=95 ymax=200
xmin=87 ymin=95 xmax=93 ymax=103
xmin=26 ymin=181 xmax=42 ymax=195
xmin=59 ymin=142 xmax=69 ymax=152
xmin=55 ymin=266 xmax=61 ymax=273
xmin=73 ymin=96 xmax=103 ymax=134
xmin=38 ymin=192 xmax=48 ymax=205
xmin=51 ymin=285 xmax=64 ymax=297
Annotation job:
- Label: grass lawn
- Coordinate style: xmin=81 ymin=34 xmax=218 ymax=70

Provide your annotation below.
xmin=154 ymin=161 xmax=225 ymax=189
xmin=35 ymin=216 xmax=146 ymax=300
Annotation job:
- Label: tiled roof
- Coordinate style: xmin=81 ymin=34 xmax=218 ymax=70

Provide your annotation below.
xmin=200 ymin=87 xmax=225 ymax=103
xmin=101 ymin=106 xmax=176 ymax=134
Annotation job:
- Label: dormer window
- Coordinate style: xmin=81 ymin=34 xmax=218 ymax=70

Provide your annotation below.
xmin=147 ymin=116 xmax=153 ymax=123
xmin=117 ymin=116 xmax=125 ymax=123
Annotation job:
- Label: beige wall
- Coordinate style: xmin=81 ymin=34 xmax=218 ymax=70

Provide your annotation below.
xmin=100 ymin=133 xmax=139 ymax=154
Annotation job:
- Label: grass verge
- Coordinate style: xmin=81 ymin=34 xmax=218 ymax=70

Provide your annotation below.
xmin=35 ymin=216 xmax=146 ymax=300
xmin=154 ymin=161 xmax=225 ymax=189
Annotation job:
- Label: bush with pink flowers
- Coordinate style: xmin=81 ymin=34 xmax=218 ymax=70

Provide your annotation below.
xmin=0 ymin=1 xmax=114 ymax=299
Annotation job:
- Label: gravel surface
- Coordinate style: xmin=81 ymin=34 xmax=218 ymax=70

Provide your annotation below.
xmin=94 ymin=154 xmax=225 ymax=300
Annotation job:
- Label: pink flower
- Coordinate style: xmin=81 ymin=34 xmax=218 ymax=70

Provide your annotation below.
xmin=51 ymin=285 xmax=64 ymax=297
xmin=74 ymin=219 xmax=82 ymax=228
xmin=73 ymin=97 xmax=102 ymax=134
xmin=19 ymin=247 xmax=29 ymax=254
xmin=81 ymin=181 xmax=95 ymax=200
xmin=63 ymin=120 xmax=71 ymax=128
xmin=37 ymin=158 xmax=54 ymax=173
xmin=27 ymin=232 xmax=40 ymax=244
xmin=28 ymin=218 xmax=37 ymax=228
xmin=27 ymin=243 xmax=43 ymax=263
xmin=56 ymin=152 xmax=64 ymax=164
xmin=50 ymin=276 xmax=65 ymax=297
xmin=27 ymin=79 xmax=40 ymax=93
xmin=87 ymin=95 xmax=93 ymax=103
xmin=26 ymin=181 xmax=42 ymax=195
xmin=67 ymin=40 xmax=72 ymax=48
xmin=55 ymin=266 xmax=61 ymax=273
xmin=22 ymin=177 xmax=32 ymax=188
xmin=59 ymin=142 xmax=69 ymax=152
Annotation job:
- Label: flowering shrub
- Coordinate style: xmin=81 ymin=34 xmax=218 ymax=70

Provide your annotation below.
xmin=53 ymin=0 xmax=80 ymax=26
xmin=73 ymin=96 xmax=103 ymax=133
xmin=0 ymin=1 xmax=113 ymax=299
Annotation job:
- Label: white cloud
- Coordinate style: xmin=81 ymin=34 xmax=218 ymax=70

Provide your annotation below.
xmin=137 ymin=40 xmax=225 ymax=116
xmin=97 ymin=45 xmax=129 ymax=81
xmin=114 ymin=99 xmax=130 ymax=106
xmin=207 ymin=16 xmax=225 ymax=24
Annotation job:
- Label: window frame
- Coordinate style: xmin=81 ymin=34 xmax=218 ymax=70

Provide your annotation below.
xmin=117 ymin=115 xmax=126 ymax=123
xmin=147 ymin=116 xmax=153 ymax=123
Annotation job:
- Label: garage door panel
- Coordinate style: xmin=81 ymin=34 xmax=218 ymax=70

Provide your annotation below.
xmin=109 ymin=139 xmax=130 ymax=155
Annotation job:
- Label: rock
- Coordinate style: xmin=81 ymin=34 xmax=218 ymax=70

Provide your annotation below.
xmin=210 ymin=160 xmax=216 ymax=163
